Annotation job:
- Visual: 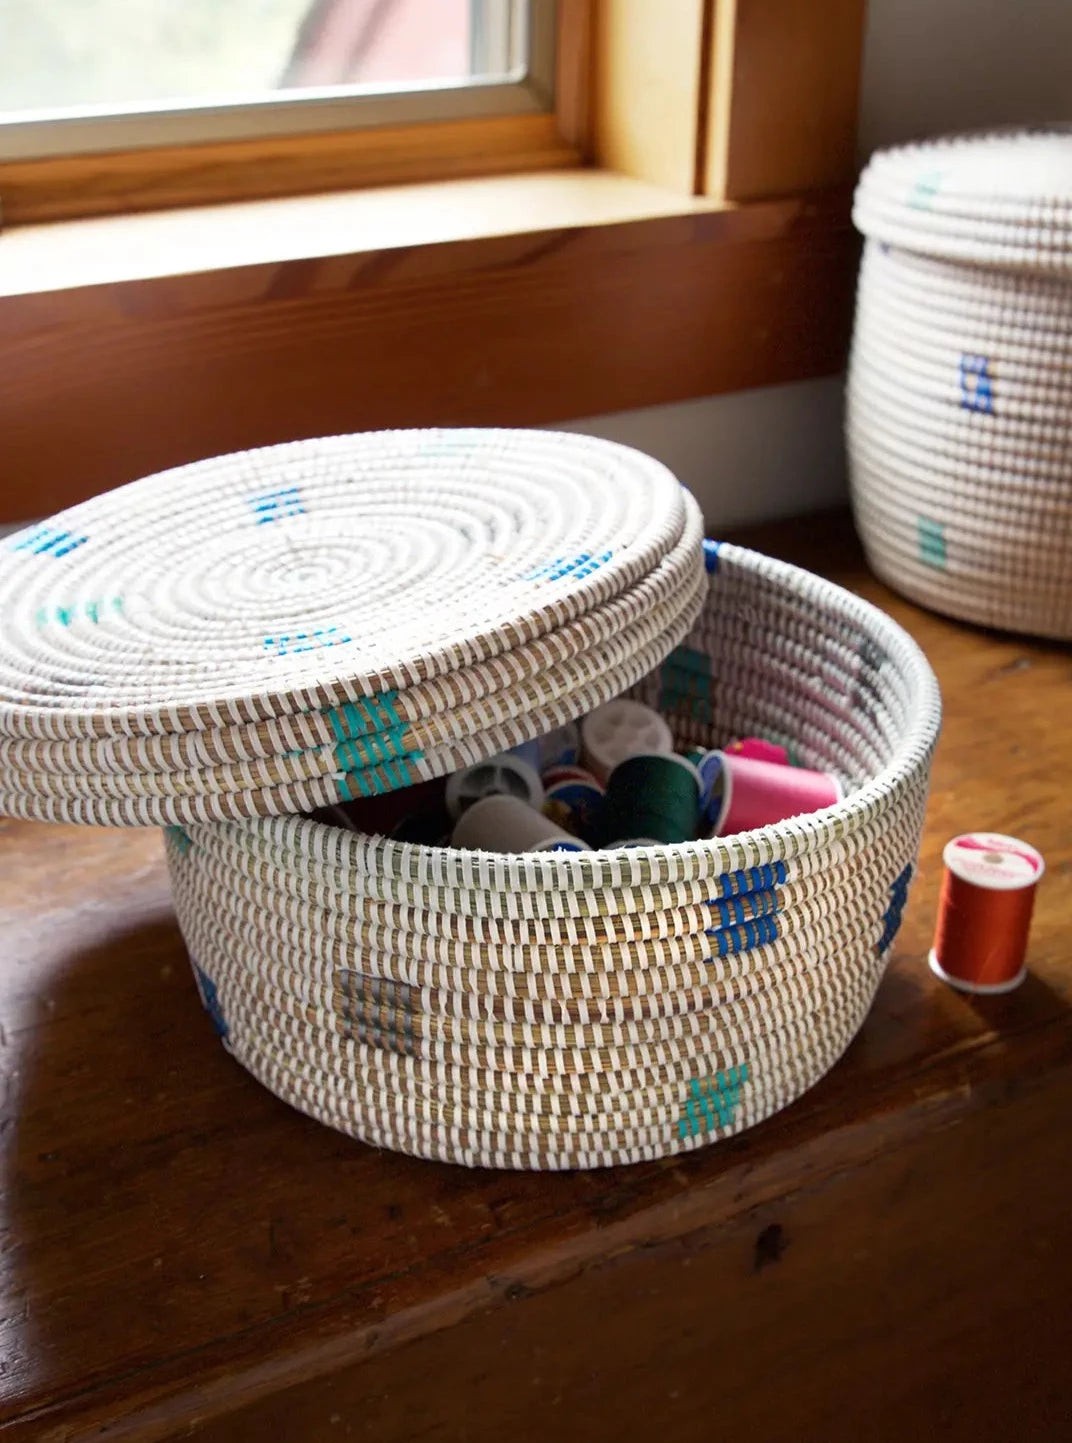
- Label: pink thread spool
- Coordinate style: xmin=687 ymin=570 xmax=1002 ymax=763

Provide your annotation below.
xmin=705 ymin=750 xmax=842 ymax=835
xmin=725 ymin=736 xmax=790 ymax=766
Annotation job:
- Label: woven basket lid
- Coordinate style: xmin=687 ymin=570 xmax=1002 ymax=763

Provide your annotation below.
xmin=0 ymin=429 xmax=690 ymax=742
xmin=854 ymin=128 xmax=1072 ymax=274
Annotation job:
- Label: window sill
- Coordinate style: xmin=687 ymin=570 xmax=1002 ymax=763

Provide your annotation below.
xmin=0 ymin=168 xmax=855 ymax=521
xmin=0 ymin=170 xmax=714 ymax=297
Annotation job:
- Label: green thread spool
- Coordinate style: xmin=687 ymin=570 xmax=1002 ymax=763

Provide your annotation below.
xmin=590 ymin=752 xmax=702 ymax=848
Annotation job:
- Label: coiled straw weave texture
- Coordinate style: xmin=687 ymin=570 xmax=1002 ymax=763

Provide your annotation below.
xmin=848 ymin=129 xmax=1072 ymax=639
xmin=168 ymin=542 xmax=942 ymax=1170
xmin=0 ymin=430 xmax=705 ymax=824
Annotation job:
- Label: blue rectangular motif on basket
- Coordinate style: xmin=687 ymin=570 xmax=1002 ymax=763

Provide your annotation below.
xmin=707 ymin=911 xmax=780 ymax=958
xmin=193 ymin=965 xmax=228 ymax=1039
xmin=250 ymin=486 xmax=305 ymax=524
xmin=324 ymin=694 xmax=403 ymax=738
xmin=335 ymin=750 xmax=421 ymax=800
xmin=708 ymin=860 xmax=788 ymax=901
xmin=877 ymin=863 xmax=913 ymax=955
xmin=708 ymin=887 xmax=780 ymax=929
xmin=907 ymin=169 xmax=943 ymax=209
xmin=959 ymin=354 xmax=994 ymax=414
xmin=264 ymin=626 xmax=351 ymax=657
xmin=12 ymin=526 xmax=88 ymax=558
xmin=524 ymin=551 xmax=612 ymax=583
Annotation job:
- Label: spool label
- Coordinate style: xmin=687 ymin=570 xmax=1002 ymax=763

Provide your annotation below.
xmin=943 ymin=832 xmax=1044 ymax=890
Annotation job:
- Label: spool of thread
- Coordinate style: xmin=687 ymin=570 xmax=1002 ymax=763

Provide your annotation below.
xmin=696 ymin=751 xmax=725 ymax=830
xmin=445 ymin=752 xmax=544 ymax=819
xmin=929 ymin=832 xmax=1045 ymax=994
xmin=702 ymin=750 xmax=842 ymax=834
xmin=581 ymin=700 xmax=674 ymax=784
xmin=590 ymin=752 xmax=702 ymax=848
xmin=543 ymin=768 xmax=604 ymax=837
xmin=451 ymin=794 xmax=592 ymax=853
xmin=541 ymin=763 xmax=597 ymax=788
xmin=725 ymin=736 xmax=790 ymax=767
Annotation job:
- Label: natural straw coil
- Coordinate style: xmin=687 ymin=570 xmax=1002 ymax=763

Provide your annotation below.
xmin=169 ymin=540 xmax=941 ymax=1169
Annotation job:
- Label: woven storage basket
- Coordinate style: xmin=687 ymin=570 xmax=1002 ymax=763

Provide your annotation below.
xmin=0 ymin=429 xmax=705 ymax=824
xmin=167 ymin=540 xmax=941 ymax=1170
xmin=848 ymin=129 xmax=1072 ymax=640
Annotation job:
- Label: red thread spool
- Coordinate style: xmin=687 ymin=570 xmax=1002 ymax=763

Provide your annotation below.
xmin=930 ymin=832 xmax=1044 ymax=995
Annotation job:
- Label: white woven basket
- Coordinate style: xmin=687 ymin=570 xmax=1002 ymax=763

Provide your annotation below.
xmin=0 ymin=429 xmax=705 ymax=824
xmin=167 ymin=541 xmax=941 ymax=1170
xmin=848 ymin=130 xmax=1072 ymax=639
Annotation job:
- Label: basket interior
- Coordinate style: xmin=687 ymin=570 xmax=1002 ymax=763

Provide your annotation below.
xmin=628 ymin=547 xmax=918 ymax=796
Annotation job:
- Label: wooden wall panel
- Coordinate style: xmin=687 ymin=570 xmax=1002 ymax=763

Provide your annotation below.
xmin=705 ymin=0 xmax=868 ymax=201
xmin=0 ymin=194 xmax=855 ymax=521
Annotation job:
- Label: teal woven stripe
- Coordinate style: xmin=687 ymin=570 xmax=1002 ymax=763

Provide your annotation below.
xmin=678 ymin=1063 xmax=750 ymax=1139
xmin=333 ymin=723 xmax=409 ymax=771
xmin=663 ymin=645 xmax=711 ymax=678
xmin=659 ymin=647 xmax=713 ymax=721
xmin=326 ymin=692 xmax=404 ymax=739
xmin=35 ymin=596 xmax=123 ymax=627
xmin=335 ymin=750 xmax=421 ymax=802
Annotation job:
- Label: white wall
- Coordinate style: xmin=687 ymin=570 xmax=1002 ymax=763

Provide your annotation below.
xmin=563 ymin=0 xmax=1072 ymax=529
xmin=859 ymin=0 xmax=1072 ymax=157
xmin=554 ymin=377 xmax=847 ymax=531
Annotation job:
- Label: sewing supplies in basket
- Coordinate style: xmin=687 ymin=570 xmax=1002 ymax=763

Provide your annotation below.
xmin=929 ymin=832 xmax=1045 ymax=995
xmin=580 ymin=699 xmax=674 ymax=784
xmin=445 ymin=747 xmax=544 ymax=818
xmin=848 ymin=128 xmax=1072 ymax=641
xmin=316 ymin=722 xmax=846 ymax=852
xmin=541 ymin=764 xmax=604 ymax=837
xmin=698 ymin=750 xmax=843 ymax=835
xmin=452 ymin=794 xmax=591 ymax=853
xmin=588 ymin=753 xmax=702 ymax=848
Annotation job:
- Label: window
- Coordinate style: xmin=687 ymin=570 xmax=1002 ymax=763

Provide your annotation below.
xmin=0 ymin=0 xmax=868 ymax=526
xmin=0 ymin=0 xmax=577 ymax=224
xmin=0 ymin=0 xmax=554 ymax=159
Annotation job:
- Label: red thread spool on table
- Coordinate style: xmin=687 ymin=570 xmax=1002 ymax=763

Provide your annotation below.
xmin=929 ymin=832 xmax=1045 ymax=995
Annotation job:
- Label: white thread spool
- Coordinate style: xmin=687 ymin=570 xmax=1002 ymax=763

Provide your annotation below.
xmin=451 ymin=794 xmax=592 ymax=853
xmin=445 ymin=752 xmax=544 ymax=819
xmin=581 ymin=700 xmax=673 ymax=785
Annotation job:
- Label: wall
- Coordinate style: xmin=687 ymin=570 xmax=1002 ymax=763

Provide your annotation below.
xmin=555 ymin=377 xmax=847 ymax=531
xmin=562 ymin=0 xmax=1072 ymax=530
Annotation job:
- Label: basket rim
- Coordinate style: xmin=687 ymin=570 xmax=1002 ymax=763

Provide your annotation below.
xmin=189 ymin=540 xmax=942 ymax=888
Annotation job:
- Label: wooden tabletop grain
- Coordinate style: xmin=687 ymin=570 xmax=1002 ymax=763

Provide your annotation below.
xmin=1 ymin=512 xmax=1069 ymax=1442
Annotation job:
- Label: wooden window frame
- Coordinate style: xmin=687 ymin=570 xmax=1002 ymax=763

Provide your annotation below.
xmin=0 ymin=1 xmax=588 ymax=227
xmin=0 ymin=0 xmax=867 ymax=523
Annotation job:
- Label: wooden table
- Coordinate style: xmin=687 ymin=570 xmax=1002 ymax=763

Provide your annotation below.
xmin=2 ymin=513 xmax=1069 ymax=1442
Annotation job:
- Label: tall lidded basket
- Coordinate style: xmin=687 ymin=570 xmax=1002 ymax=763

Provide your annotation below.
xmin=848 ymin=129 xmax=1072 ymax=640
